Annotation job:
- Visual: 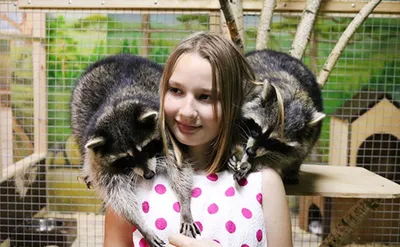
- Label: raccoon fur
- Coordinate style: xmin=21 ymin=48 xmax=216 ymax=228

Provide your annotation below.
xmin=228 ymin=49 xmax=325 ymax=184
xmin=71 ymin=54 xmax=199 ymax=247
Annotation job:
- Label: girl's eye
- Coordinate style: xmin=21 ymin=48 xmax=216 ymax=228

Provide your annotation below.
xmin=199 ymin=94 xmax=212 ymax=101
xmin=168 ymin=87 xmax=182 ymax=94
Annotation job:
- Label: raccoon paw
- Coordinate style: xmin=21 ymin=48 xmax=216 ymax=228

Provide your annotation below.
xmin=77 ymin=175 xmax=93 ymax=189
xmin=227 ymin=155 xmax=239 ymax=172
xmin=233 ymin=161 xmax=251 ymax=183
xmin=146 ymin=235 xmax=165 ymax=247
xmin=180 ymin=222 xmax=201 ymax=238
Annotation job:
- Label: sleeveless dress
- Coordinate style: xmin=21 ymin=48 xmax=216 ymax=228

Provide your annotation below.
xmin=132 ymin=169 xmax=267 ymax=247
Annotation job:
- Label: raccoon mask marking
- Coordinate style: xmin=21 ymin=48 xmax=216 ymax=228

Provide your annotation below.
xmin=229 ymin=50 xmax=325 ymax=184
xmin=71 ymin=54 xmax=200 ymax=246
xmin=84 ymin=108 xmax=161 ymax=181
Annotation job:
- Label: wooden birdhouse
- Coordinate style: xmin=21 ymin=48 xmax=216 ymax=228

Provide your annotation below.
xmin=299 ymin=90 xmax=400 ymax=244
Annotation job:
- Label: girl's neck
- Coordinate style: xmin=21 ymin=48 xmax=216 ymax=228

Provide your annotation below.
xmin=187 ymin=143 xmax=212 ymax=171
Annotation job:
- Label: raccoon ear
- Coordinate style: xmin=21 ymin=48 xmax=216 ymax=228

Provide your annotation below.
xmin=261 ymin=79 xmax=273 ymax=101
xmin=139 ymin=111 xmax=158 ymax=123
xmin=308 ymin=112 xmax=326 ymax=126
xmin=85 ymin=136 xmax=105 ymax=149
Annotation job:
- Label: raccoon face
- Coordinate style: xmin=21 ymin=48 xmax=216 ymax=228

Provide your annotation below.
xmin=85 ymin=101 xmax=162 ymax=180
xmin=241 ymin=80 xmax=325 ymax=163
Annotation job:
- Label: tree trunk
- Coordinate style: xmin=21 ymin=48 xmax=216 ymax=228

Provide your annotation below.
xmin=219 ymin=0 xmax=245 ymax=53
xmin=255 ymin=0 xmax=277 ymax=50
xmin=231 ymin=0 xmax=245 ymax=50
xmin=289 ymin=0 xmax=322 ymax=59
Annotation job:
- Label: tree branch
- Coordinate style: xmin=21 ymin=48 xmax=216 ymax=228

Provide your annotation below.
xmin=231 ymin=0 xmax=245 ymax=50
xmin=219 ymin=0 xmax=245 ymax=53
xmin=289 ymin=0 xmax=322 ymax=59
xmin=319 ymin=198 xmax=381 ymax=247
xmin=255 ymin=0 xmax=277 ymax=50
xmin=317 ymin=0 xmax=382 ymax=87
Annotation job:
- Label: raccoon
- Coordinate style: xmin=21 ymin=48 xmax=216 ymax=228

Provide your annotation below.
xmin=71 ymin=54 xmax=199 ymax=247
xmin=228 ymin=49 xmax=325 ymax=184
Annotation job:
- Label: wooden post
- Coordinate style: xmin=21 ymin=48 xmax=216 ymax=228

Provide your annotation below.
xmin=141 ymin=13 xmax=150 ymax=57
xmin=32 ymin=13 xmax=47 ymax=156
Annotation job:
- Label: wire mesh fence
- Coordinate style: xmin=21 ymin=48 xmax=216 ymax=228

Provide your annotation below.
xmin=0 ymin=0 xmax=399 ymax=246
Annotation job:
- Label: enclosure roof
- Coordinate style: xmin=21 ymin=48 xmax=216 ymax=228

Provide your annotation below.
xmin=333 ymin=90 xmax=399 ymax=123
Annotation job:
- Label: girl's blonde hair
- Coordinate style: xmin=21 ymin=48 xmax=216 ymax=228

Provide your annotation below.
xmin=159 ymin=32 xmax=255 ymax=174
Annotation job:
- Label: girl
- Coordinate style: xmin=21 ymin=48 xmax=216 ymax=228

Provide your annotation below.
xmin=104 ymin=32 xmax=293 ymax=247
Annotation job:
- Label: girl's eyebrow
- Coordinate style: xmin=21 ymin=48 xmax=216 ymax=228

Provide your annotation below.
xmin=168 ymin=80 xmax=183 ymax=87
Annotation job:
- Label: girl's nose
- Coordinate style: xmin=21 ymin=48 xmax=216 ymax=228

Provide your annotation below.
xmin=178 ymin=97 xmax=198 ymax=120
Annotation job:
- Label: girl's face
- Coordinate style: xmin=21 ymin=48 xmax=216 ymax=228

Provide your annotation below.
xmin=164 ymin=52 xmax=222 ymax=150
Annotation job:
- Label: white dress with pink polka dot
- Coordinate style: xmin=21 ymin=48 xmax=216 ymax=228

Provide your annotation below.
xmin=132 ymin=170 xmax=267 ymax=247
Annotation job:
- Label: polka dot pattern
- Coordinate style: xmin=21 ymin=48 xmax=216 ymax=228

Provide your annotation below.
xmin=207 ymin=173 xmax=219 ymax=182
xmin=225 ymin=186 xmax=235 ymax=197
xmin=132 ymin=170 xmax=266 ymax=247
xmin=142 ymin=201 xmax=149 ymax=213
xmin=191 ymin=187 xmax=202 ymax=198
xmin=173 ymin=202 xmax=180 ymax=212
xmin=155 ymin=218 xmax=167 ymax=230
xmin=256 ymin=193 xmax=263 ymax=204
xmin=225 ymin=220 xmax=236 ymax=234
xmin=154 ymin=184 xmax=166 ymax=194
xmin=207 ymin=203 xmax=219 ymax=214
xmin=139 ymin=238 xmax=149 ymax=247
xmin=195 ymin=221 xmax=203 ymax=232
xmin=241 ymin=208 xmax=252 ymax=219
xmin=256 ymin=229 xmax=263 ymax=242
xmin=238 ymin=177 xmax=248 ymax=186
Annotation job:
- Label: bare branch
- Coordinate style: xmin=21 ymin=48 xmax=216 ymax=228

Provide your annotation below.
xmin=319 ymin=198 xmax=381 ymax=247
xmin=219 ymin=0 xmax=245 ymax=53
xmin=255 ymin=0 xmax=277 ymax=50
xmin=289 ymin=0 xmax=322 ymax=59
xmin=317 ymin=0 xmax=383 ymax=87
xmin=231 ymin=0 xmax=245 ymax=50
xmin=220 ymin=9 xmax=231 ymax=40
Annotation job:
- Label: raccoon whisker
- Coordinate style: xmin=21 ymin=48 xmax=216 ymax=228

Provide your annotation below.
xmin=237 ymin=122 xmax=251 ymax=136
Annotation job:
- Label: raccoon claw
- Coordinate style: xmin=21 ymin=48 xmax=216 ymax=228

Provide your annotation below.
xmin=227 ymin=155 xmax=238 ymax=172
xmin=233 ymin=161 xmax=251 ymax=183
xmin=180 ymin=222 xmax=201 ymax=238
xmin=147 ymin=235 xmax=165 ymax=247
xmin=77 ymin=175 xmax=93 ymax=189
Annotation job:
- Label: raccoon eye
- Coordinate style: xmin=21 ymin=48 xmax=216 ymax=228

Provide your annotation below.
xmin=142 ymin=139 xmax=163 ymax=154
xmin=112 ymin=156 xmax=134 ymax=167
xmin=250 ymin=129 xmax=260 ymax=138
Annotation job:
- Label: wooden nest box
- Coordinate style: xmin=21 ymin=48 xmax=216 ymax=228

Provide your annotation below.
xmin=299 ymin=90 xmax=400 ymax=244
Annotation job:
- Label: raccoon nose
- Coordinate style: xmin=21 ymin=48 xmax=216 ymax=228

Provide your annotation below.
xmin=246 ymin=147 xmax=257 ymax=157
xmin=143 ymin=170 xmax=155 ymax=180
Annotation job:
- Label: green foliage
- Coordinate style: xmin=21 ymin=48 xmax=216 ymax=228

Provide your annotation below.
xmin=176 ymin=14 xmax=209 ymax=28
xmin=72 ymin=14 xmax=109 ymax=30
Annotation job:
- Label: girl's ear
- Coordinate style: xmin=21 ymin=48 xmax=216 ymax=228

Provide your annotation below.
xmin=85 ymin=136 xmax=105 ymax=149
